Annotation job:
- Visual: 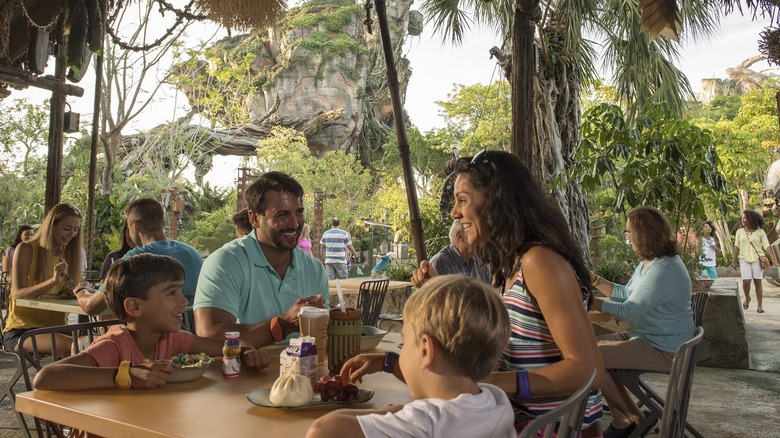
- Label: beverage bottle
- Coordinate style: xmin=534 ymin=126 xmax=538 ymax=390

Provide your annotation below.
xmin=222 ymin=331 xmax=241 ymax=377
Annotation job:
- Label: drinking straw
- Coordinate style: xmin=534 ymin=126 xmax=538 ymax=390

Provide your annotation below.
xmin=335 ymin=279 xmax=346 ymax=313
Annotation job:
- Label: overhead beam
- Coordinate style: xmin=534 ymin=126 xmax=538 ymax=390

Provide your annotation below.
xmin=0 ymin=69 xmax=84 ymax=97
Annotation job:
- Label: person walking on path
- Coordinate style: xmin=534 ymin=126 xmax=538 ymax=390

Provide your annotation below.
xmin=700 ymin=221 xmax=719 ymax=279
xmin=733 ymin=209 xmax=773 ymax=313
xmin=320 ymin=218 xmax=358 ymax=280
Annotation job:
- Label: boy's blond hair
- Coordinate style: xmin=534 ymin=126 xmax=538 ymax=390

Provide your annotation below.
xmin=103 ymin=254 xmax=185 ymax=321
xmin=404 ymin=274 xmax=509 ymax=381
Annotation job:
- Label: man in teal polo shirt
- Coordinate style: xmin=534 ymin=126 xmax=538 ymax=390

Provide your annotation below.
xmin=194 ymin=171 xmax=329 ymax=347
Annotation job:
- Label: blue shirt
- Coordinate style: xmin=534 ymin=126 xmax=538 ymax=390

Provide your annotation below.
xmin=124 ymin=240 xmax=203 ymax=302
xmin=320 ymin=228 xmax=352 ymax=265
xmin=601 ymin=255 xmax=694 ymax=352
xmin=194 ymin=231 xmax=329 ymax=326
xmin=372 ymin=255 xmax=392 ymax=273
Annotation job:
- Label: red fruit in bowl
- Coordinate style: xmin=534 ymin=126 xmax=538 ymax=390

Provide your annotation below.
xmin=332 ymin=375 xmax=344 ymax=386
xmin=319 ymin=375 xmax=331 ymax=383
xmin=313 ymin=382 xmax=323 ymax=393
xmin=325 ymin=380 xmax=340 ymax=391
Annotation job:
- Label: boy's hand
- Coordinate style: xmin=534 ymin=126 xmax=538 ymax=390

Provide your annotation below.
xmin=339 ymin=353 xmax=384 ymax=384
xmin=240 ymin=347 xmax=271 ymax=371
xmin=131 ymin=361 xmax=173 ymax=388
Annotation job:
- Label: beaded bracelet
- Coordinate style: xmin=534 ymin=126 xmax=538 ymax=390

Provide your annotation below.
xmin=516 ymin=370 xmax=531 ymax=401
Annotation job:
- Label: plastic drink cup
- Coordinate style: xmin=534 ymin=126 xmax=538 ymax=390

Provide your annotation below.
xmin=298 ymin=306 xmax=330 ymax=366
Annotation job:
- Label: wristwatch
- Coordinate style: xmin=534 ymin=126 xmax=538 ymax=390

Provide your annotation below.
xmin=115 ymin=361 xmax=132 ymax=389
xmin=270 ymin=317 xmax=284 ymax=342
xmin=383 ymin=352 xmax=399 ymax=373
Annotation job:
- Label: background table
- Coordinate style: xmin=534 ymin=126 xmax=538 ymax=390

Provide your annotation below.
xmin=15 ymin=335 xmax=410 ymax=437
xmin=14 ymin=297 xmax=114 ymax=317
xmin=328 ymin=277 xmax=413 ymax=295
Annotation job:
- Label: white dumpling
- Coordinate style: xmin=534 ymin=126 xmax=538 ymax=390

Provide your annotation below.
xmin=269 ymin=373 xmax=314 ymax=407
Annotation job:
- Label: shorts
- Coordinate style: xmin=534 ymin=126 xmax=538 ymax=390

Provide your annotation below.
xmin=325 ymin=263 xmax=348 ymax=280
xmin=739 ymin=260 xmax=763 ymax=280
xmin=700 ymin=266 xmax=718 ymax=279
xmin=2 ymin=328 xmax=28 ymax=352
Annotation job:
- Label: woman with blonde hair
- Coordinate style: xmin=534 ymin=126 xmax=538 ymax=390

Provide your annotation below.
xmin=2 ymin=203 xmax=84 ymax=357
xmin=297 ymin=223 xmax=313 ymax=255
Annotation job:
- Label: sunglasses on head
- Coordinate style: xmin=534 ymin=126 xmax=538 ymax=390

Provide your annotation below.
xmin=467 ymin=149 xmax=493 ymax=180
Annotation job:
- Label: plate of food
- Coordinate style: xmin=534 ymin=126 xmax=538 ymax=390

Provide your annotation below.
xmin=247 ymin=375 xmax=373 ymax=409
xmin=168 ymin=353 xmax=215 ymax=383
xmin=247 ymin=388 xmax=373 ymax=409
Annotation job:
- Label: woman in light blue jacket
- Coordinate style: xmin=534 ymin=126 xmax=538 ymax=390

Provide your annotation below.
xmin=590 ymin=206 xmax=694 ymax=438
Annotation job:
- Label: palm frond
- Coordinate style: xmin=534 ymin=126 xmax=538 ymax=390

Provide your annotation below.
xmin=419 ymin=0 xmax=476 ymax=45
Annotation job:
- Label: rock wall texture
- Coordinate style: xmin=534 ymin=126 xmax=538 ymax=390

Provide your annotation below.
xmin=186 ymin=0 xmax=422 ymax=157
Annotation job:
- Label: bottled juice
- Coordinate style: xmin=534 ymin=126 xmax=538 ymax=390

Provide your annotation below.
xmin=222 ymin=331 xmax=241 ymax=377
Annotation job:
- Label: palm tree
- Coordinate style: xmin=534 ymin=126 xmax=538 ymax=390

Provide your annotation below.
xmin=419 ymin=0 xmax=722 ymax=256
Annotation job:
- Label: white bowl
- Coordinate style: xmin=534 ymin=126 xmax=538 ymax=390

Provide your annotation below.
xmin=360 ymin=326 xmax=388 ymax=351
xmin=168 ymin=366 xmax=209 ymax=383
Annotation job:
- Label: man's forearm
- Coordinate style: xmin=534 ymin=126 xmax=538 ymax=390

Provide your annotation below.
xmin=201 ymin=318 xmax=297 ymax=348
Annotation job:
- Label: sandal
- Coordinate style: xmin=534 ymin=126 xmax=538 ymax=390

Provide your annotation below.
xmin=743 ymin=298 xmax=751 ymax=310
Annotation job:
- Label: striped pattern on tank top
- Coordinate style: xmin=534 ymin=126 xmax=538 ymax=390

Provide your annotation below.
xmin=499 ymin=268 xmax=603 ymax=432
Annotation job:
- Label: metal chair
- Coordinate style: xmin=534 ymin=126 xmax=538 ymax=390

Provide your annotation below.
xmin=181 ymin=306 xmax=196 ymax=334
xmin=612 ymin=327 xmax=705 ymax=438
xmin=519 ymin=368 xmax=598 ymax=438
xmin=17 ymin=319 xmax=123 ymax=438
xmin=0 ymin=306 xmax=31 ymax=437
xmin=691 ymin=292 xmax=710 ymax=327
xmin=377 ymin=285 xmax=413 ymax=330
xmin=356 ymin=279 xmax=389 ymax=327
xmin=659 ymin=326 xmax=705 ymax=437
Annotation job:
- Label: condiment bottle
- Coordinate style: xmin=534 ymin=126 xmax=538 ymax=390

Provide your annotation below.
xmin=222 ymin=331 xmax=241 ymax=377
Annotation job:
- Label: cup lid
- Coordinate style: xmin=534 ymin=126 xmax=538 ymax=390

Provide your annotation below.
xmin=299 ymin=306 xmax=329 ymax=316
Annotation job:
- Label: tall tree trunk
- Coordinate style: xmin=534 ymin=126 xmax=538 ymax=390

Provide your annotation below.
xmin=526 ymin=22 xmax=591 ymax=260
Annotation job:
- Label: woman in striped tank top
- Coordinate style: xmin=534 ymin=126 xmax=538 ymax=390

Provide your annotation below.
xmin=414 ymin=150 xmax=605 ymax=436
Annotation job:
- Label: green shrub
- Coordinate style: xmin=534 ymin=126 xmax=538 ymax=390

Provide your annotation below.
xmin=384 ymin=261 xmax=416 ymax=281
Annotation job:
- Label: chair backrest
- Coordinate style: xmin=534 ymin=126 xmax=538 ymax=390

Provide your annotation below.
xmin=518 ymin=368 xmax=597 ymax=438
xmin=182 ymin=305 xmax=196 ymax=334
xmin=691 ymin=292 xmax=710 ymax=327
xmin=357 ymin=279 xmax=390 ymax=327
xmin=17 ymin=319 xmax=123 ymax=437
xmin=1 ymin=270 xmax=10 ymax=312
xmin=659 ymin=326 xmax=704 ymax=437
xmin=18 ymin=319 xmax=124 ymax=388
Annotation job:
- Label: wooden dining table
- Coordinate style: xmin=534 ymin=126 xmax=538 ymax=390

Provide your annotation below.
xmin=14 ymin=296 xmax=114 ymax=317
xmin=15 ymin=334 xmax=411 ymax=437
xmin=328 ymin=277 xmax=413 ymax=295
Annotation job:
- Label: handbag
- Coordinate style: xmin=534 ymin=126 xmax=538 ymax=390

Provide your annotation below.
xmin=748 ymin=237 xmax=772 ymax=270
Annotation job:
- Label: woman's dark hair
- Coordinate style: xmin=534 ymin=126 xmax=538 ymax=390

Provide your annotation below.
xmin=118 ymin=223 xmax=134 ymax=254
xmin=742 ymin=210 xmax=764 ymax=230
xmin=454 ymin=150 xmax=591 ymax=301
xmin=627 ymin=207 xmax=678 ymax=259
xmin=11 ymin=225 xmax=34 ymax=248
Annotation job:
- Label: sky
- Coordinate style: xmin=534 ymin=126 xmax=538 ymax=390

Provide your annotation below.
xmin=5 ymin=8 xmax=777 ymax=189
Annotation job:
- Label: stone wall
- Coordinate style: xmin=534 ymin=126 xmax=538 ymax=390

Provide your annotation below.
xmin=697 ymin=279 xmax=750 ymax=369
